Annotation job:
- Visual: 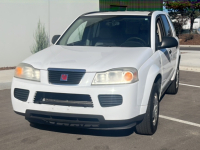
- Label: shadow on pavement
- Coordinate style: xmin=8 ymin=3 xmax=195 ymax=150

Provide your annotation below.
xmin=30 ymin=123 xmax=135 ymax=137
xmin=160 ymin=93 xmax=166 ymax=102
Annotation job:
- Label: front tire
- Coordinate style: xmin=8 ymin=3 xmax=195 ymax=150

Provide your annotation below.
xmin=135 ymin=83 xmax=159 ymax=135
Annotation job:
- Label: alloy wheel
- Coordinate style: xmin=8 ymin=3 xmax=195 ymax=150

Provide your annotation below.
xmin=152 ymin=93 xmax=159 ymax=126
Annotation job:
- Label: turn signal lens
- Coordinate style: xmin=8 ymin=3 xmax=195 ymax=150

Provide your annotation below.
xmin=124 ymin=72 xmax=133 ymax=81
xmin=14 ymin=63 xmax=40 ymax=81
xmin=16 ymin=67 xmax=23 ymax=76
xmin=92 ymin=68 xmax=138 ymax=85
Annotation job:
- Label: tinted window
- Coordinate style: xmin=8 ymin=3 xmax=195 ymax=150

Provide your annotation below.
xmin=57 ymin=15 xmax=151 ymax=47
xmin=167 ymin=15 xmax=175 ymax=35
xmin=161 ymin=15 xmax=172 ymax=37
xmin=156 ymin=19 xmax=165 ymax=48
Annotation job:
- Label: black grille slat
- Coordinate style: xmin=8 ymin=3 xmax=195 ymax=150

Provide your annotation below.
xmin=30 ymin=113 xmax=99 ymax=122
xmin=14 ymin=88 xmax=29 ymax=102
xmin=98 ymin=95 xmax=123 ymax=107
xmin=48 ymin=69 xmax=85 ymax=85
xmin=49 ymin=73 xmax=84 ymax=75
xmin=30 ymin=115 xmax=100 ymax=125
xmin=49 ymin=76 xmax=83 ymax=78
xmin=29 ymin=113 xmax=100 ymax=124
xmin=34 ymin=92 xmax=93 ymax=107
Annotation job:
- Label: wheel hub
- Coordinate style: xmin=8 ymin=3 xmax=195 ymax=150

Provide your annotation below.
xmin=152 ymin=93 xmax=158 ymax=126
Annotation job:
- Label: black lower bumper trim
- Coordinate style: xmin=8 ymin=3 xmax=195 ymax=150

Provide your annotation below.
xmin=22 ymin=110 xmax=144 ymax=129
xmin=14 ymin=111 xmax=25 ymax=116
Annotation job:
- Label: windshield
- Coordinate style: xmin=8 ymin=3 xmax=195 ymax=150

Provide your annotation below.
xmin=57 ymin=15 xmax=151 ymax=47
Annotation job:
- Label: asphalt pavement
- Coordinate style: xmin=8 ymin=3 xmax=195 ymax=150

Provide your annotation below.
xmin=0 ymin=71 xmax=200 ymax=150
xmin=180 ymin=47 xmax=200 ymax=51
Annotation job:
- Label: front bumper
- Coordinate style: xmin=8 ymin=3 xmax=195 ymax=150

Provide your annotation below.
xmin=17 ymin=110 xmax=144 ymax=129
xmin=11 ymin=73 xmax=145 ymax=122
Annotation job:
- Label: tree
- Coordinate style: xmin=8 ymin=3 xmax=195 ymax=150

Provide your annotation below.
xmin=31 ymin=20 xmax=49 ymax=54
xmin=164 ymin=0 xmax=200 ymax=33
xmin=169 ymin=12 xmax=189 ymax=37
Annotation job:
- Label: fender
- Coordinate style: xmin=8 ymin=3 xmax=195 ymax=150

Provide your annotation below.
xmin=139 ymin=64 xmax=161 ymax=114
xmin=171 ymin=50 xmax=181 ymax=81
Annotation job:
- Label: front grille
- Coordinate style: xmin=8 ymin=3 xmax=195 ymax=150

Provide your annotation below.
xmin=98 ymin=95 xmax=123 ymax=107
xmin=34 ymin=92 xmax=93 ymax=107
xmin=14 ymin=88 xmax=29 ymax=102
xmin=48 ymin=68 xmax=85 ymax=85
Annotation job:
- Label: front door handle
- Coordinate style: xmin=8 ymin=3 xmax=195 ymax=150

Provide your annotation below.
xmin=169 ymin=49 xmax=172 ymax=54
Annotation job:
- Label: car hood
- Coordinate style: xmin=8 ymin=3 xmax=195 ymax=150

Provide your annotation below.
xmin=23 ymin=45 xmax=153 ymax=72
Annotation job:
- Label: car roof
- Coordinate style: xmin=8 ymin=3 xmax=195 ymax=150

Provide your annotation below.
xmin=83 ymin=11 xmax=165 ymax=17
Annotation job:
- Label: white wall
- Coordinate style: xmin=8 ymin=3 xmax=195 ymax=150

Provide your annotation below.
xmin=0 ymin=0 xmax=99 ymax=67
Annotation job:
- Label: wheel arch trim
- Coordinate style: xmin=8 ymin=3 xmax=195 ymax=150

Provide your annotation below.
xmin=139 ymin=64 xmax=161 ymax=114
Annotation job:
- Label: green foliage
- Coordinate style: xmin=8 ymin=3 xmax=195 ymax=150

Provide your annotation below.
xmin=168 ymin=11 xmax=189 ymax=37
xmin=164 ymin=0 xmax=200 ymax=10
xmin=164 ymin=0 xmax=200 ymax=33
xmin=173 ymin=22 xmax=184 ymax=37
xmin=31 ymin=20 xmax=49 ymax=54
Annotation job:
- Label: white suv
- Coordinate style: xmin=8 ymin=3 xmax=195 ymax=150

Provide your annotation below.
xmin=11 ymin=11 xmax=180 ymax=135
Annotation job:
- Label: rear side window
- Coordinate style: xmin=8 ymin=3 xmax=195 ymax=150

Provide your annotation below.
xmin=160 ymin=15 xmax=172 ymax=37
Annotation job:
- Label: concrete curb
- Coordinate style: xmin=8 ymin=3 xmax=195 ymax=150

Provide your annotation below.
xmin=180 ymin=45 xmax=200 ymax=47
xmin=0 ymin=69 xmax=14 ymax=90
xmin=180 ymin=66 xmax=200 ymax=73
xmin=0 ymin=82 xmax=11 ymax=90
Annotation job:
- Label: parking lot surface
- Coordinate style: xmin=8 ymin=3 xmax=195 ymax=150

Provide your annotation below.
xmin=0 ymin=71 xmax=200 ymax=150
xmin=180 ymin=47 xmax=200 ymax=51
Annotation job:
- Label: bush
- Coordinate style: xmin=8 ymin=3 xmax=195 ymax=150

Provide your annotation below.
xmin=173 ymin=22 xmax=183 ymax=37
xmin=31 ymin=20 xmax=49 ymax=54
xmin=184 ymin=34 xmax=194 ymax=42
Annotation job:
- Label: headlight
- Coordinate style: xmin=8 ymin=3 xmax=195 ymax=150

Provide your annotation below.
xmin=14 ymin=63 xmax=40 ymax=81
xmin=92 ymin=68 xmax=138 ymax=85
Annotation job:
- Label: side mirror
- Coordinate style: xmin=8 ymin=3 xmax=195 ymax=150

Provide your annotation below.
xmin=157 ymin=37 xmax=178 ymax=50
xmin=52 ymin=35 xmax=60 ymax=44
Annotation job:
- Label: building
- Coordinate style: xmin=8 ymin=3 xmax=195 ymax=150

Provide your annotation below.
xmin=0 ymin=0 xmax=163 ymax=68
xmin=0 ymin=0 xmax=99 ymax=68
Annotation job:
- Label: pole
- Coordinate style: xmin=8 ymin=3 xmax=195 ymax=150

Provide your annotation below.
xmin=48 ymin=0 xmax=50 ymax=46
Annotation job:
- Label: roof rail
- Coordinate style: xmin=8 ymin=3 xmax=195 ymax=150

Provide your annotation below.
xmin=81 ymin=11 xmax=101 ymax=16
xmin=148 ymin=11 xmax=155 ymax=16
xmin=82 ymin=11 xmax=155 ymax=16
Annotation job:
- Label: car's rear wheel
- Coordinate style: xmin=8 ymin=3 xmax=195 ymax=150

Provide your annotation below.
xmin=166 ymin=67 xmax=179 ymax=94
xmin=135 ymin=83 xmax=159 ymax=135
